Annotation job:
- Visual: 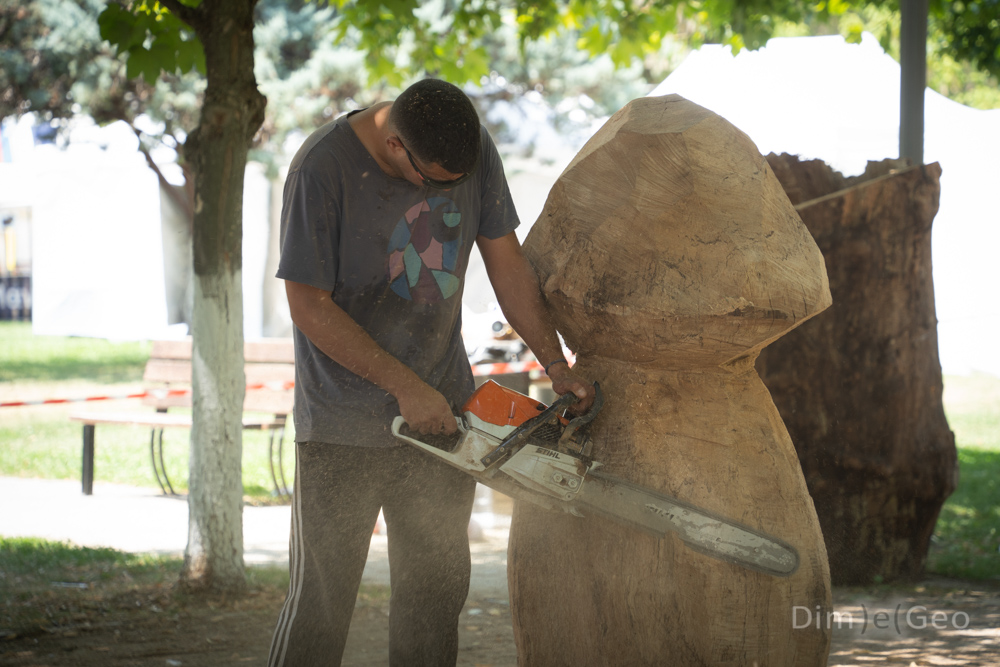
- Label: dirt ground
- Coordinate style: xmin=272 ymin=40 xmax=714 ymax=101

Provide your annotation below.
xmin=2 ymin=576 xmax=997 ymax=666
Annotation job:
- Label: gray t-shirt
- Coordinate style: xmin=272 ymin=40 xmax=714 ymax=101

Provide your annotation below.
xmin=277 ymin=112 xmax=520 ymax=447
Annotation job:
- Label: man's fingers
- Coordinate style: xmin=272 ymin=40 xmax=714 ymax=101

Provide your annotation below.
xmin=412 ymin=413 xmax=458 ymax=435
xmin=560 ymin=380 xmax=596 ymax=415
xmin=397 ymin=383 xmax=458 ymax=435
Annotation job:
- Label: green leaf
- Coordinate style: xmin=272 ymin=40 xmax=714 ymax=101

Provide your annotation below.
xmin=827 ymin=0 xmax=850 ymax=16
xmin=369 ymin=54 xmax=402 ymax=86
xmin=175 ymin=38 xmax=206 ymax=75
xmin=98 ymin=4 xmax=146 ymax=53
xmin=125 ymin=46 xmax=160 ymax=84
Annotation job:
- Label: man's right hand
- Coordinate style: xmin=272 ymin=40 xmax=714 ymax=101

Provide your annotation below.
xmin=396 ymin=381 xmax=458 ymax=436
xmin=285 ymin=280 xmax=459 ymax=437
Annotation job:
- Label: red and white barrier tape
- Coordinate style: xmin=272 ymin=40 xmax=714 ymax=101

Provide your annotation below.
xmin=470 ymin=360 xmax=544 ymax=376
xmin=1 ymin=363 xmax=554 ymax=408
xmin=0 ymin=389 xmax=184 ymax=408
xmin=0 ymin=381 xmax=296 ymax=408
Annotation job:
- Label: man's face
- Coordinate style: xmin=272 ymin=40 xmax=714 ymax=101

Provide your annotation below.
xmin=392 ymin=137 xmax=472 ymax=189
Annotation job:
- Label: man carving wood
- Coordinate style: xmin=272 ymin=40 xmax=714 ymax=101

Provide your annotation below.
xmin=267 ymin=78 xmax=594 ymax=666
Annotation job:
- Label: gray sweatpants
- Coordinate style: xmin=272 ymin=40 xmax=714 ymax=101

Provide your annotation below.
xmin=267 ymin=441 xmax=477 ymax=666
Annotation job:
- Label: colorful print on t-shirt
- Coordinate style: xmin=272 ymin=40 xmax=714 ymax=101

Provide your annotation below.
xmin=387 ymin=196 xmax=463 ymax=304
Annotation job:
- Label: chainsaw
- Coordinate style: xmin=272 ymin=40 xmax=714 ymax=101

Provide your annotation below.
xmin=391 ymin=380 xmax=799 ymax=577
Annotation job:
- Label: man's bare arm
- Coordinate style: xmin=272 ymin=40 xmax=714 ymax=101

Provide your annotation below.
xmin=284 ymin=280 xmax=457 ymax=434
xmin=476 ymin=232 xmax=596 ymax=412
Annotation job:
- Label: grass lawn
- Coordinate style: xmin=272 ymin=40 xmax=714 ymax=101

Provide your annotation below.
xmin=0 ymin=322 xmax=150 ymax=384
xmin=927 ymin=372 xmax=1000 ymax=580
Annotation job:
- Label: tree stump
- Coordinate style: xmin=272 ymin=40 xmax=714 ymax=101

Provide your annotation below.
xmin=511 ymin=95 xmax=833 ymax=665
xmin=758 ymin=155 xmax=958 ymax=585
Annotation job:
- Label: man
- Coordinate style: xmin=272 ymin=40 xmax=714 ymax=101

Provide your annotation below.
xmin=267 ymin=78 xmax=594 ymax=666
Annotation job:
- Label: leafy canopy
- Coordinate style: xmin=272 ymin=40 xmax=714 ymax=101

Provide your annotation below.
xmin=0 ymin=0 xmax=107 ymax=118
xmin=95 ymin=0 xmax=863 ymax=87
xmin=97 ymin=0 xmax=999 ymax=88
xmin=98 ymin=1 xmax=205 ymax=84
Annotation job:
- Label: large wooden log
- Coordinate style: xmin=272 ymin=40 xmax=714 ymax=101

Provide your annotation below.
xmin=759 ymin=155 xmax=958 ymax=585
xmin=512 ymin=95 xmax=833 ymax=665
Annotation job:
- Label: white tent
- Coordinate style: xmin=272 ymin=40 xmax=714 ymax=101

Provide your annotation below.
xmin=646 ymin=33 xmax=1000 ymax=376
xmin=0 ymin=116 xmax=274 ymax=342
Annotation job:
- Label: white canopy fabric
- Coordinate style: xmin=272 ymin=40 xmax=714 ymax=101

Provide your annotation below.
xmin=1 ymin=116 xmax=272 ymax=342
xmin=648 ymin=34 xmax=1000 ymax=376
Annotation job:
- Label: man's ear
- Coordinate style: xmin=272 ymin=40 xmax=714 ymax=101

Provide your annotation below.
xmin=386 ymin=134 xmax=405 ymax=153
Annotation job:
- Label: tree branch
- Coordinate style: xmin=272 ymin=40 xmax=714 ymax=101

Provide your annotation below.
xmin=131 ymin=126 xmax=195 ymax=223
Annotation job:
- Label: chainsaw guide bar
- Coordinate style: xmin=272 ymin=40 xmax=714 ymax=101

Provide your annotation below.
xmin=391 ymin=380 xmax=799 ymax=577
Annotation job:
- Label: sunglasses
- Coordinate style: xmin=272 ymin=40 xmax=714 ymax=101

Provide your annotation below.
xmin=400 ymin=141 xmax=476 ymax=189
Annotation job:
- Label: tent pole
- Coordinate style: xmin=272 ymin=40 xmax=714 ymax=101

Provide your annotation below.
xmin=899 ymin=0 xmax=928 ymax=164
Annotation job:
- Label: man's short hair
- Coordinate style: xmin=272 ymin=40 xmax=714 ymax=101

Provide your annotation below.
xmin=389 ymin=79 xmax=481 ymax=175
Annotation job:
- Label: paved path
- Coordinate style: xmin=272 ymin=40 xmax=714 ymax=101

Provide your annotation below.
xmin=0 ymin=477 xmax=511 ymax=597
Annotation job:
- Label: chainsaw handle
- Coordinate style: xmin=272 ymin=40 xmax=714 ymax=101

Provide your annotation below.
xmin=565 ymin=381 xmax=603 ymax=428
xmin=550 ymin=390 xmax=581 ymax=413
xmin=395 ymin=415 xmax=465 ymax=453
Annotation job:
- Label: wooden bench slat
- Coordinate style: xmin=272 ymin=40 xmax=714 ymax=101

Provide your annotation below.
xmin=143 ymin=359 xmax=295 ymax=385
xmin=245 ymin=364 xmax=297 ymax=384
xmin=141 ymin=391 xmax=294 ymax=413
xmin=70 ymin=411 xmax=286 ymax=429
xmin=244 ymin=339 xmax=295 ymax=364
xmin=243 ymin=390 xmax=294 ymax=414
xmin=143 ymin=359 xmax=192 ymax=383
xmin=149 ymin=339 xmax=193 ymax=360
xmin=148 ymin=338 xmax=294 ymax=364
xmin=71 ymin=412 xmax=194 ymax=428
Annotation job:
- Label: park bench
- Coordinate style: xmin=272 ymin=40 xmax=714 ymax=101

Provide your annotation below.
xmin=70 ymin=338 xmax=295 ymax=498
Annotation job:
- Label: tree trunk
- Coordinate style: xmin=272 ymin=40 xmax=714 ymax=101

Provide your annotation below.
xmin=758 ymin=154 xmax=957 ymax=585
xmin=180 ymin=0 xmax=266 ymax=592
xmin=512 ymin=96 xmax=833 ymax=665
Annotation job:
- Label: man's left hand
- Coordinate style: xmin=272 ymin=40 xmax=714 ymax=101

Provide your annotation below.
xmin=546 ymin=363 xmax=597 ymax=415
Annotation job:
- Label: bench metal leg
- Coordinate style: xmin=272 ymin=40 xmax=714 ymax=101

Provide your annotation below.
xmin=268 ymin=427 xmax=292 ymax=497
xmin=277 ymin=432 xmax=290 ymax=495
xmin=149 ymin=428 xmax=177 ymax=496
xmin=82 ymin=424 xmax=95 ymax=495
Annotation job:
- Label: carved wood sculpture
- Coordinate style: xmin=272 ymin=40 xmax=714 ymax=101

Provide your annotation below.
xmin=512 ymin=95 xmax=834 ymax=664
xmin=759 ymin=155 xmax=957 ymax=585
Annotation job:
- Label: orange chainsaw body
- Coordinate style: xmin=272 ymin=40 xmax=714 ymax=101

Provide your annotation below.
xmin=461 ymin=380 xmax=561 ymax=428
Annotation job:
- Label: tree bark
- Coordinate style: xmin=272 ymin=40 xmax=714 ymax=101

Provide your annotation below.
xmin=758 ymin=154 xmax=957 ymax=585
xmin=177 ymin=0 xmax=267 ymax=592
xmin=512 ymin=96 xmax=833 ymax=665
